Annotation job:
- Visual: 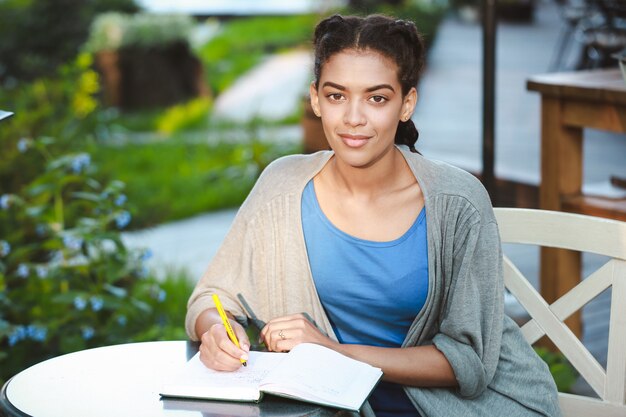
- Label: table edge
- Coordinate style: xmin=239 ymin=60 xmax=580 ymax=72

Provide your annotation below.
xmin=0 ymin=378 xmax=28 ymax=417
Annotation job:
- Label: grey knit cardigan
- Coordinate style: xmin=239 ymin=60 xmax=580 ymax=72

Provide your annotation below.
xmin=186 ymin=147 xmax=562 ymax=417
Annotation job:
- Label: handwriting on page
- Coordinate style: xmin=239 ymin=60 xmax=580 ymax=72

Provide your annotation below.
xmin=184 ymin=352 xmax=285 ymax=387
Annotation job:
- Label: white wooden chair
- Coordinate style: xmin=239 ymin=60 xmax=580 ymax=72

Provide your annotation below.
xmin=494 ymin=208 xmax=626 ymax=417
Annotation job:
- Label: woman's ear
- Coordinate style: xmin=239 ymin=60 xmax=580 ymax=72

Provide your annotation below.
xmin=309 ymin=82 xmax=321 ymax=118
xmin=401 ymin=87 xmax=418 ymax=121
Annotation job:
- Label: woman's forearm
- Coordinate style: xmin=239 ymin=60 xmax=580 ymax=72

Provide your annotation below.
xmin=335 ymin=343 xmax=457 ymax=387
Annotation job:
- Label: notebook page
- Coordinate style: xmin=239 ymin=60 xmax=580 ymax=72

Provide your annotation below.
xmin=160 ymin=351 xmax=286 ymax=401
xmin=259 ymin=343 xmax=382 ymax=410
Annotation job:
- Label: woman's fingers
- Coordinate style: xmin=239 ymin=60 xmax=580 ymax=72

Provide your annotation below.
xmin=261 ymin=314 xmax=326 ymax=352
xmin=198 ymin=323 xmax=249 ymax=371
xmin=233 ymin=322 xmax=250 ymax=352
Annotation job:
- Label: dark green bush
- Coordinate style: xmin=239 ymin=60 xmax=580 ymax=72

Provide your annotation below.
xmin=0 ymin=0 xmax=139 ymax=83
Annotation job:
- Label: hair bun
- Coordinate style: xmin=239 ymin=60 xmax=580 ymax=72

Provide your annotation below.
xmin=396 ymin=119 xmax=419 ymax=153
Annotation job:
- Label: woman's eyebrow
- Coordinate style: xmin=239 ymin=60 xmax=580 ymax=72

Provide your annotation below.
xmin=322 ymin=81 xmax=346 ymax=90
xmin=321 ymin=82 xmax=396 ymax=93
xmin=365 ymin=84 xmax=395 ymax=93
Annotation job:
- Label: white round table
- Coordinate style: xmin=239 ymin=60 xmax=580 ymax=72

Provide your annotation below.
xmin=0 ymin=341 xmax=351 ymax=417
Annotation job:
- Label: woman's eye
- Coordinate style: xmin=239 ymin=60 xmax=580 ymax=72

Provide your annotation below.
xmin=369 ymin=95 xmax=387 ymax=103
xmin=327 ymin=93 xmax=344 ymax=101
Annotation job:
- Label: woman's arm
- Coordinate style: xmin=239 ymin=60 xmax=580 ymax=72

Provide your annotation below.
xmin=260 ymin=313 xmax=457 ymax=387
xmin=195 ymin=308 xmax=251 ymax=372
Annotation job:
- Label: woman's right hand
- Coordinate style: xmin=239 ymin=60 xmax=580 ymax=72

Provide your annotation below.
xmin=198 ymin=315 xmax=250 ymax=372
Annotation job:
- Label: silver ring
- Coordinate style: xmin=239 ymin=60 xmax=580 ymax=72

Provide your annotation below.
xmin=278 ymin=330 xmax=286 ymax=340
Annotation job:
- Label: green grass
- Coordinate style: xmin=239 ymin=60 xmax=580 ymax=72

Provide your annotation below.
xmin=91 ymin=138 xmax=301 ymax=229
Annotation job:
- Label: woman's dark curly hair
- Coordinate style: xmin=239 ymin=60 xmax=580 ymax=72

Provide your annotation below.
xmin=312 ymin=14 xmax=426 ymax=152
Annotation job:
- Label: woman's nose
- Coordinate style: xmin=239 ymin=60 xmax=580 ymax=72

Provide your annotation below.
xmin=343 ymin=101 xmax=366 ymax=127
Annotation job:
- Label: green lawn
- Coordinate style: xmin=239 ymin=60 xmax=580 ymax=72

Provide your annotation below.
xmin=92 ymin=138 xmax=301 ymax=229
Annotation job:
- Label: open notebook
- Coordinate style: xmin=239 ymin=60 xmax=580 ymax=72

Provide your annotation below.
xmin=160 ymin=343 xmax=383 ymax=412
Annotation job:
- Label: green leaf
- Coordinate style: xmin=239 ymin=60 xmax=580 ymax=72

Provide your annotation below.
xmin=71 ymin=192 xmax=101 ymax=202
xmin=130 ymin=298 xmax=152 ymax=314
xmin=104 ymin=284 xmax=127 ymax=298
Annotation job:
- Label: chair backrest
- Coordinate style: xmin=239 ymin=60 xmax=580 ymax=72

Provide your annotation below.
xmin=494 ymin=208 xmax=626 ymax=417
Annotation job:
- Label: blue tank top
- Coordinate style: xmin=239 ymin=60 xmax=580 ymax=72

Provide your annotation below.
xmin=301 ymin=180 xmax=428 ymax=417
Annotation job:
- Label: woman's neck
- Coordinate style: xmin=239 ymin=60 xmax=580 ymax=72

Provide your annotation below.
xmin=326 ymin=147 xmax=413 ymax=199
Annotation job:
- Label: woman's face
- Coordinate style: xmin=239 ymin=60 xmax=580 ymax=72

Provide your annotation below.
xmin=310 ymin=48 xmax=416 ymax=169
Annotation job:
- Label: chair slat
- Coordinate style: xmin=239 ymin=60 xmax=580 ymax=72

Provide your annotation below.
xmin=559 ymin=393 xmax=626 ymax=417
xmin=494 ymin=208 xmax=626 ymax=416
xmin=605 ymin=260 xmax=626 ymax=404
xmin=502 ymin=257 xmax=613 ymax=343
xmin=504 ymin=257 xmax=606 ymax=397
xmin=495 ymin=208 xmax=626 ymax=259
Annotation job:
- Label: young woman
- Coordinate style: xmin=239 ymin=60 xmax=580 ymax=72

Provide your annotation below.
xmin=186 ymin=14 xmax=561 ymax=417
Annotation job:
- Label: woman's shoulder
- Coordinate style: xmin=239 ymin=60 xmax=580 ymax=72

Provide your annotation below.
xmin=256 ymin=151 xmax=331 ymax=188
xmin=237 ymin=151 xmax=331 ymax=216
xmin=401 ymin=148 xmax=495 ymax=221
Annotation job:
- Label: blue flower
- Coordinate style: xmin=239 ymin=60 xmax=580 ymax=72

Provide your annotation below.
xmin=63 ymin=235 xmax=83 ymax=251
xmin=73 ymin=296 xmax=87 ymax=311
xmin=141 ymin=248 xmax=153 ymax=262
xmin=51 ymin=250 xmax=63 ymax=263
xmin=90 ymin=296 xmax=103 ymax=312
xmin=36 ymin=265 xmax=48 ymax=279
xmin=33 ymin=327 xmax=47 ymax=342
xmin=71 ymin=153 xmax=91 ymax=174
xmin=8 ymin=333 xmax=20 ymax=346
xmin=17 ymin=137 xmax=30 ymax=153
xmin=35 ymin=224 xmax=47 ymax=236
xmin=0 ymin=240 xmax=10 ymax=257
xmin=81 ymin=326 xmax=95 ymax=340
xmin=0 ymin=194 xmax=10 ymax=210
xmin=25 ymin=325 xmax=47 ymax=342
xmin=114 ymin=194 xmax=127 ymax=207
xmin=16 ymin=264 xmax=29 ymax=278
xmin=157 ymin=289 xmax=167 ymax=302
xmin=115 ymin=211 xmax=131 ymax=229
xmin=117 ymin=315 xmax=127 ymax=326
xmin=9 ymin=325 xmax=28 ymax=346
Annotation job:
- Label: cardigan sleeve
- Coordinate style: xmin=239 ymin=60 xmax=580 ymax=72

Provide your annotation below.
xmin=184 ymin=208 xmax=257 ymax=341
xmin=432 ymin=219 xmax=504 ymax=399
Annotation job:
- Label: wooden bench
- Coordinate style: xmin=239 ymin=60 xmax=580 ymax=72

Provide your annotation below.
xmin=494 ymin=208 xmax=626 ymax=416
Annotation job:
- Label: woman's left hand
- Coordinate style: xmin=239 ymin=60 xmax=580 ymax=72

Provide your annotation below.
xmin=260 ymin=313 xmax=336 ymax=352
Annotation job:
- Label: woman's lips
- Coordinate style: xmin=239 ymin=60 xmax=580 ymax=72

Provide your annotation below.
xmin=339 ymin=134 xmax=370 ymax=148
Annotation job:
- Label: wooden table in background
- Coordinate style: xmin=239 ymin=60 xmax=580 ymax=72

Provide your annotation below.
xmin=527 ymin=68 xmax=626 ymax=338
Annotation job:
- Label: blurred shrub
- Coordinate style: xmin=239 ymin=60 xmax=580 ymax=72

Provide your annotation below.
xmin=349 ymin=0 xmax=448 ymax=49
xmin=0 ymin=136 xmax=191 ymax=386
xmin=0 ymin=0 xmax=139 ymax=83
xmin=84 ymin=12 xmax=196 ymax=52
xmin=0 ymin=53 xmax=103 ymax=196
xmin=156 ymin=97 xmax=213 ymax=134
xmin=85 ymin=12 xmax=205 ymax=110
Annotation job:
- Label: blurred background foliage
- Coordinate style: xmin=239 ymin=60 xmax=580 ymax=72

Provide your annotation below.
xmin=0 ymin=0 xmax=448 ymax=386
xmin=0 ymin=0 xmax=140 ymax=84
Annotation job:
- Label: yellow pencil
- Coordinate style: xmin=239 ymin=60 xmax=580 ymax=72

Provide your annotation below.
xmin=212 ymin=293 xmax=247 ymax=366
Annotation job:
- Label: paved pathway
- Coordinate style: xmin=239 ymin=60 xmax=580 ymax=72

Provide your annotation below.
xmin=212 ymin=50 xmax=312 ymax=122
